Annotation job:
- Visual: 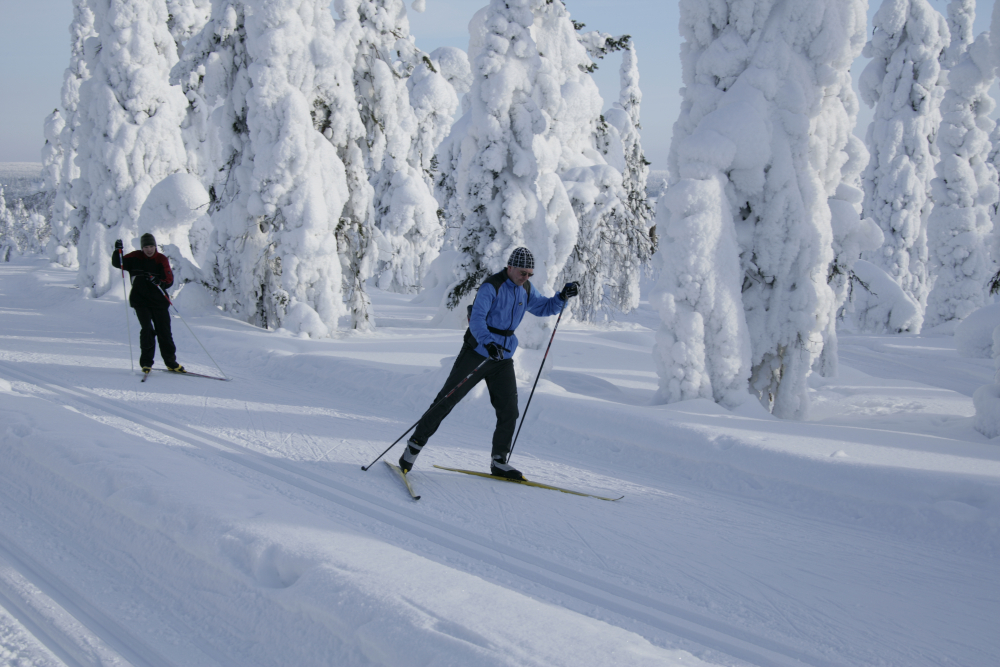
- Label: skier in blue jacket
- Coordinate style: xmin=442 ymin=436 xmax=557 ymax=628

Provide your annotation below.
xmin=399 ymin=247 xmax=578 ymax=479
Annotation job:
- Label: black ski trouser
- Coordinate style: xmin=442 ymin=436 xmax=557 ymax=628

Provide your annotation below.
xmin=134 ymin=306 xmax=177 ymax=369
xmin=411 ymin=344 xmax=519 ymax=461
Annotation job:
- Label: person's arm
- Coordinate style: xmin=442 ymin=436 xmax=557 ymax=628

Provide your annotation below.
xmin=525 ymin=283 xmax=566 ymax=317
xmin=155 ymin=255 xmax=174 ymax=289
xmin=468 ymin=285 xmax=501 ymax=349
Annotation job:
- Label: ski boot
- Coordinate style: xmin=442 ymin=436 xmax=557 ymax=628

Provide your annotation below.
xmin=490 ymin=455 xmax=524 ymax=481
xmin=398 ymin=437 xmax=424 ymax=473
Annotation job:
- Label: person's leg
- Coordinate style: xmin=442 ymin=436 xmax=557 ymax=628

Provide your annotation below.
xmin=134 ymin=307 xmax=156 ymax=369
xmin=484 ymin=360 xmax=519 ymax=463
xmin=150 ymin=308 xmax=178 ymax=367
xmin=401 ymin=346 xmax=486 ymax=471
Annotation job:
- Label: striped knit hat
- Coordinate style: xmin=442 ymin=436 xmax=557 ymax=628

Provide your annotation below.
xmin=507 ymin=247 xmax=534 ymax=269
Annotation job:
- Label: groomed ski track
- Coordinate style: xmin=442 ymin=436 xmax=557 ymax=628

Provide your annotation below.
xmin=0 ymin=360 xmax=828 ymax=667
xmin=1 ymin=259 xmax=998 ymax=666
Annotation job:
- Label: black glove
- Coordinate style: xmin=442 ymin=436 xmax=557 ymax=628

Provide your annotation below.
xmin=114 ymin=239 xmax=123 ymax=251
xmin=147 ymin=275 xmax=163 ymax=288
xmin=559 ymin=282 xmax=579 ymax=300
xmin=485 ymin=342 xmax=504 ymax=362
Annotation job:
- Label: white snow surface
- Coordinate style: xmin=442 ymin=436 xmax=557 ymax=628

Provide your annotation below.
xmin=0 ymin=257 xmax=998 ymax=666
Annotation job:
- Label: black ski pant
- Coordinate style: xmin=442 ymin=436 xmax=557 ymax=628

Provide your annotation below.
xmin=411 ymin=344 xmax=518 ymax=461
xmin=134 ymin=306 xmax=177 ymax=369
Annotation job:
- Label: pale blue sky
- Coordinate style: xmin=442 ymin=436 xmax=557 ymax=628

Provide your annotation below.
xmin=0 ymin=0 xmax=994 ymax=173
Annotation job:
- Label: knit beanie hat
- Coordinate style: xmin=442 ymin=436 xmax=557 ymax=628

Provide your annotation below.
xmin=140 ymin=233 xmax=156 ymax=248
xmin=507 ymin=247 xmax=534 ymax=269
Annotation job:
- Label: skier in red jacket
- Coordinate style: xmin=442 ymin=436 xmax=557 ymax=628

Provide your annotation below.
xmin=112 ymin=233 xmax=184 ymax=376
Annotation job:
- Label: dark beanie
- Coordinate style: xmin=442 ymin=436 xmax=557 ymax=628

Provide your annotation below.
xmin=140 ymin=233 xmax=156 ymax=248
xmin=507 ymin=247 xmax=534 ymax=269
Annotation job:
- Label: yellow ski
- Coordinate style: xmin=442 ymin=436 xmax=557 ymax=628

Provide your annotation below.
xmin=385 ymin=460 xmax=421 ymax=500
xmin=432 ymin=465 xmax=622 ymax=501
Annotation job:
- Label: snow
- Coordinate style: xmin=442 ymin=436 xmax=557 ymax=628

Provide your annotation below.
xmin=1 ymin=256 xmax=998 ymax=666
xmin=955 ymin=301 xmax=1000 ymax=358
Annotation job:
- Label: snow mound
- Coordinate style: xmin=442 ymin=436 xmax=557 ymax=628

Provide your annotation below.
xmin=955 ymin=303 xmax=1000 ymax=358
xmin=848 ymin=260 xmax=922 ymax=334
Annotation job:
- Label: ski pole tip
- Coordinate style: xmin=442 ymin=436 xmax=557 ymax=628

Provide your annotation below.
xmin=360 ymin=465 xmax=369 ymax=471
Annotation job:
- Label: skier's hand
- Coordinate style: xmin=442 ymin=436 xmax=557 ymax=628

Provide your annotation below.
xmin=559 ymin=282 xmax=579 ymax=300
xmin=147 ymin=275 xmax=163 ymax=287
xmin=485 ymin=342 xmax=504 ymax=362
xmin=114 ymin=239 xmax=123 ymax=251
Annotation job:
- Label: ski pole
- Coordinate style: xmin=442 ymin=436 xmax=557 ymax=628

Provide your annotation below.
xmin=506 ymin=298 xmax=568 ymax=464
xmin=118 ymin=248 xmax=134 ymax=372
xmin=151 ymin=281 xmax=229 ymax=380
xmin=361 ymin=357 xmax=490 ymax=471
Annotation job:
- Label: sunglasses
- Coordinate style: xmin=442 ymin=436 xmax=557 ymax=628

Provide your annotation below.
xmin=517 ymin=270 xmax=533 ymax=278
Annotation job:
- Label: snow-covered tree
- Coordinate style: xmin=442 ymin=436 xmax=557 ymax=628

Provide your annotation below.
xmin=430 ymin=46 xmax=472 ymax=112
xmin=859 ymin=0 xmax=949 ymax=324
xmin=166 ymin=0 xmax=212 ymax=55
xmin=47 ymin=0 xmax=96 ymax=269
xmin=0 ymin=188 xmax=50 ymax=260
xmin=812 ymin=3 xmax=880 ymax=378
xmin=924 ymin=0 xmax=998 ymax=328
xmin=40 ymin=108 xmax=65 ymax=226
xmin=74 ymin=0 xmax=190 ymax=298
xmin=657 ymin=0 xmax=867 ymax=419
xmin=443 ymin=0 xmax=577 ymax=330
xmin=339 ymin=0 xmax=448 ymax=294
xmin=178 ymin=0 xmax=355 ymax=335
xmin=564 ymin=39 xmax=653 ymax=321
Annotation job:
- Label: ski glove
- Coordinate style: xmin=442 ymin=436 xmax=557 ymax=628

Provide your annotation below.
xmin=485 ymin=342 xmax=504 ymax=362
xmin=559 ymin=282 xmax=579 ymax=300
xmin=147 ymin=275 xmax=164 ymax=288
xmin=114 ymin=239 xmax=123 ymax=251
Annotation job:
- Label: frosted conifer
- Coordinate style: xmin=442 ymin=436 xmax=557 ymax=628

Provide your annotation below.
xmin=47 ymin=0 xmax=96 ymax=269
xmin=658 ymin=0 xmax=866 ymax=418
xmin=340 ymin=0 xmax=449 ymax=294
xmin=925 ymin=0 xmax=998 ymax=327
xmin=443 ymin=0 xmax=577 ymax=328
xmin=859 ymin=0 xmax=949 ymax=324
xmin=74 ymin=0 xmax=190 ymax=298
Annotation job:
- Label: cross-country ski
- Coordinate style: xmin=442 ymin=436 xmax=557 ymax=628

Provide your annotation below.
xmin=151 ymin=368 xmax=231 ymax=382
xmin=385 ymin=460 xmax=420 ymax=500
xmin=433 ymin=465 xmax=623 ymax=502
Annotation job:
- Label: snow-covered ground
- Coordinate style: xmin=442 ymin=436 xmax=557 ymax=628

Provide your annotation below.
xmin=0 ymin=256 xmax=997 ymax=667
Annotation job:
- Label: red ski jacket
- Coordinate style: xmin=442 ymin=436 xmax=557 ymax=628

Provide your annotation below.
xmin=112 ymin=249 xmax=174 ymax=310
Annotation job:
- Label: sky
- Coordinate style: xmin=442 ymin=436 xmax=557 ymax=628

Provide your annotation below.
xmin=0 ymin=0 xmax=995 ymax=173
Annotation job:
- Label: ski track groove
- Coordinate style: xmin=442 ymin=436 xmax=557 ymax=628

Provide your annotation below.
xmin=0 ymin=523 xmax=172 ymax=667
xmin=1 ymin=360 xmax=846 ymax=667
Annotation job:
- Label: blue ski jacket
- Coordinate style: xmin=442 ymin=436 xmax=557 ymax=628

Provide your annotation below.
xmin=466 ymin=270 xmax=566 ymax=360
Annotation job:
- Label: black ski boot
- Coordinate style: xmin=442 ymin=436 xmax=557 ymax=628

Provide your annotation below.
xmin=490 ymin=456 xmax=524 ymax=480
xmin=398 ymin=438 xmax=424 ymax=473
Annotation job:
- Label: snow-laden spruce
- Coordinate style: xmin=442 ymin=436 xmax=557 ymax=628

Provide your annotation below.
xmin=659 ymin=0 xmax=868 ymax=418
xmin=74 ymin=0 xmax=190 ymax=299
xmin=338 ymin=0 xmax=454 ymax=294
xmin=45 ymin=0 xmax=96 ymax=270
xmin=560 ymin=37 xmax=653 ymax=322
xmin=924 ymin=0 xmax=998 ymax=328
xmin=174 ymin=0 xmax=358 ymax=335
xmin=809 ymin=1 xmax=876 ymax=379
xmin=0 ymin=187 xmax=49 ymax=261
xmin=165 ymin=0 xmax=212 ymax=56
xmin=973 ymin=0 xmax=1000 ymax=439
xmin=859 ymin=0 xmax=949 ymax=326
xmin=441 ymin=0 xmax=578 ymax=336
